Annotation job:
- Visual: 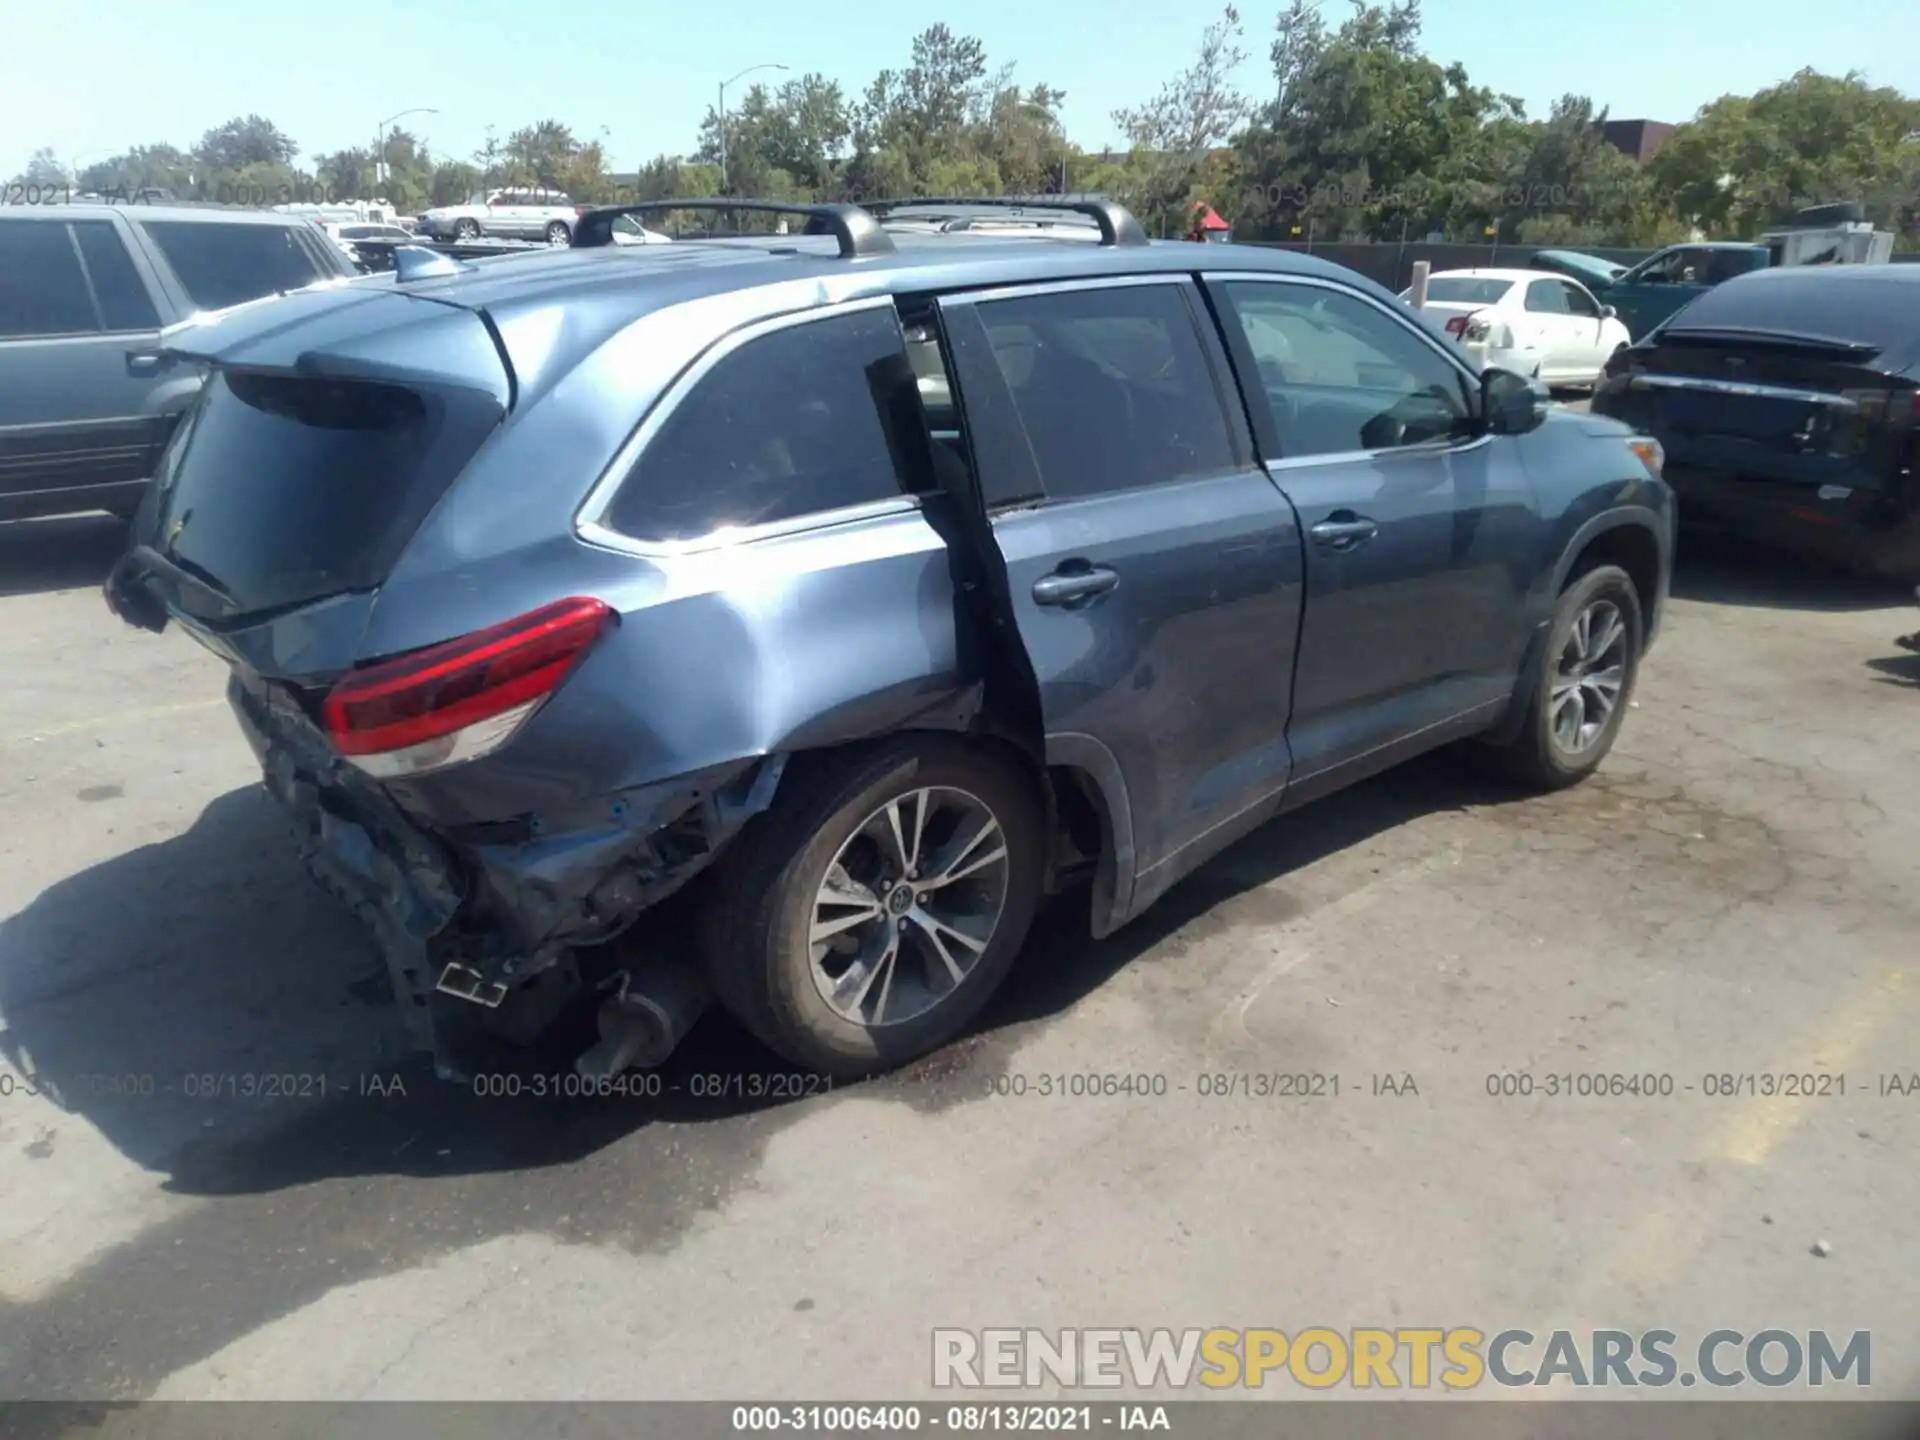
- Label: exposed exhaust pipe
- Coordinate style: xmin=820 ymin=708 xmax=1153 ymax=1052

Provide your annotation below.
xmin=575 ymin=953 xmax=711 ymax=1078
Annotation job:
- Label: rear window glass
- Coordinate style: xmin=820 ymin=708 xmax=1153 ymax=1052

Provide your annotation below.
xmin=157 ymin=372 xmax=449 ymax=616
xmin=138 ymin=221 xmax=329 ymax=312
xmin=1425 ymin=277 xmax=1514 ymax=305
xmin=1662 ymin=272 xmax=1920 ymax=355
xmin=0 ymin=221 xmax=98 ymax=337
xmin=604 ymin=306 xmax=914 ymax=544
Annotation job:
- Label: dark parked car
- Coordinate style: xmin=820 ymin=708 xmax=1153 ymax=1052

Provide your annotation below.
xmin=1592 ymin=264 xmax=1920 ymax=582
xmin=106 ymin=198 xmax=1673 ymax=1082
xmin=0 ymin=204 xmax=356 ymax=523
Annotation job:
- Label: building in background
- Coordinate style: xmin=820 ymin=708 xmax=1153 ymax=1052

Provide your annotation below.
xmin=1601 ymin=119 xmax=1676 ymax=164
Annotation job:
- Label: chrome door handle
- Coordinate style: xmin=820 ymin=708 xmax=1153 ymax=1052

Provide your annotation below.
xmin=1309 ymin=515 xmax=1379 ymax=552
xmin=1032 ymin=564 xmax=1119 ymax=607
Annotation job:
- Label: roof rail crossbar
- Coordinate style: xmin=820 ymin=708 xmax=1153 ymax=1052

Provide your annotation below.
xmin=866 ymin=196 xmax=1149 ymax=248
xmin=571 ymin=199 xmax=895 ymax=258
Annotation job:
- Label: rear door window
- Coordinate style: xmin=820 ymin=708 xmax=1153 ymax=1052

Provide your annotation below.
xmin=968 ymin=282 xmax=1238 ymax=501
xmin=71 ymin=220 xmax=161 ymax=331
xmin=602 ymin=305 xmax=918 ymax=545
xmin=137 ymin=221 xmax=331 ymax=312
xmin=1524 ymin=279 xmax=1570 ymax=314
xmin=0 ymin=221 xmax=99 ymax=337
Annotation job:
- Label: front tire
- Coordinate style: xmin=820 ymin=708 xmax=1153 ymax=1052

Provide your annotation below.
xmin=703 ymin=738 xmax=1045 ymax=1077
xmin=1482 ymin=563 xmax=1643 ymax=790
xmin=453 ymin=218 xmax=480 ymax=241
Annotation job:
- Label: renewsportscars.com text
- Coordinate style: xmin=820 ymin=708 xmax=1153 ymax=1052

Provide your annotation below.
xmin=931 ymin=1327 xmax=1871 ymax=1390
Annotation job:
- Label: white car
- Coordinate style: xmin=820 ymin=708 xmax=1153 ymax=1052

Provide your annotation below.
xmin=1400 ymin=268 xmax=1632 ymax=386
xmin=417 ymin=188 xmax=581 ymax=245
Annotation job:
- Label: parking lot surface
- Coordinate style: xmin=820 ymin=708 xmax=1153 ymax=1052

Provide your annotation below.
xmin=1 ymin=506 xmax=1916 ymax=1401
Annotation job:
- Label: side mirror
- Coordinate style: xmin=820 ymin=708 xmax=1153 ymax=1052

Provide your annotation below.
xmin=1599 ymin=304 xmax=1617 ymax=320
xmin=1483 ymin=366 xmax=1549 ymax=436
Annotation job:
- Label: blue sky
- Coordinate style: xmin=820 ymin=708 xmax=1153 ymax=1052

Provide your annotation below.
xmin=6 ymin=0 xmax=1913 ymax=180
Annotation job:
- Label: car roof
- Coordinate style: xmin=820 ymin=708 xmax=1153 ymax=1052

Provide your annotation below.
xmin=0 ymin=203 xmax=318 ymax=226
xmin=388 ymin=230 xmax=1376 ymax=320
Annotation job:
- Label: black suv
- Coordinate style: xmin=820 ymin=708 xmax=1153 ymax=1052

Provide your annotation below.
xmin=0 ymin=204 xmax=356 ymax=523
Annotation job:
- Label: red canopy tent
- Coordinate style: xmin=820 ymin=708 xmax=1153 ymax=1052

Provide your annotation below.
xmin=1186 ymin=205 xmax=1232 ymax=244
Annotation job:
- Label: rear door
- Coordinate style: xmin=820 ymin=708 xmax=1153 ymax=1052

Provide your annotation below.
xmin=1519 ymin=276 xmax=1575 ymax=378
xmin=0 ymin=214 xmax=176 ymax=519
xmin=931 ymin=275 xmax=1306 ymax=907
xmin=1206 ymin=274 xmax=1537 ymax=792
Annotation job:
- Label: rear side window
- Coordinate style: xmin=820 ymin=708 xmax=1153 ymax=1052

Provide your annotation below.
xmin=604 ymin=306 xmax=915 ymax=544
xmin=71 ymin=220 xmax=160 ymax=331
xmin=971 ymin=283 xmax=1237 ymax=501
xmin=138 ymin=221 xmax=328 ymax=312
xmin=0 ymin=222 xmax=97 ymax=337
xmin=1524 ymin=280 xmax=1569 ymax=314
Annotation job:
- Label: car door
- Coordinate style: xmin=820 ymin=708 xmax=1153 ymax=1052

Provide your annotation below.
xmin=1205 ymin=274 xmax=1539 ymax=799
xmin=1520 ymin=277 xmax=1576 ymax=380
xmin=1556 ymin=278 xmax=1611 ymax=379
xmin=0 ymin=214 xmax=177 ymax=520
xmin=930 ymin=275 xmax=1306 ymax=915
xmin=1612 ymin=246 xmax=1706 ymax=339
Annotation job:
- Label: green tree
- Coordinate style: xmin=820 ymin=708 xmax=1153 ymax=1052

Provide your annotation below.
xmin=1110 ymin=7 xmax=1250 ymax=235
xmin=1648 ymin=70 xmax=1920 ymax=236
xmin=193 ymin=115 xmax=299 ymax=172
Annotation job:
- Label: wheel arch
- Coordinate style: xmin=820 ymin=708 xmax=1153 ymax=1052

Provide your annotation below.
xmin=1487 ymin=507 xmax=1666 ymax=748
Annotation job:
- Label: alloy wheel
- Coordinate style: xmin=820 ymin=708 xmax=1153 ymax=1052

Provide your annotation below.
xmin=1550 ymin=598 xmax=1628 ymax=754
xmin=807 ymin=787 xmax=1011 ymax=1029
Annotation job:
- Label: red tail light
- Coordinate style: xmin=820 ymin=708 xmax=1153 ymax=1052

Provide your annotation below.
xmin=1444 ymin=314 xmax=1470 ymax=337
xmin=323 ymin=597 xmax=615 ymax=776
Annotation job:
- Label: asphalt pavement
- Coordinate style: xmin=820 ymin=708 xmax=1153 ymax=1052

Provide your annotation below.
xmin=0 ymin=501 xmax=1916 ymax=1403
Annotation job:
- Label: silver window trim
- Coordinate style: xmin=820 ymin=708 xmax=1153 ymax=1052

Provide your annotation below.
xmin=934 ymin=271 xmax=1193 ymax=309
xmin=574 ymin=294 xmax=929 ymax=560
xmin=1202 ymin=269 xmax=1493 ymax=470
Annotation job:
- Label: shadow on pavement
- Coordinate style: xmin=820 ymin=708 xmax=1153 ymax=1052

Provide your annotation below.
xmin=1669 ymin=526 xmax=1913 ymax=613
xmin=0 ymin=514 xmax=128 ymax=599
xmin=0 ymin=751 xmax=1523 ymax=1197
xmin=0 ymin=752 xmax=1522 ymax=1398
xmin=1865 ymin=653 xmax=1920 ymax=690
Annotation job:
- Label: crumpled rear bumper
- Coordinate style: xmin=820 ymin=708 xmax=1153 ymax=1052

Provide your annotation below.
xmin=226 ymin=669 xmax=784 ymax=1075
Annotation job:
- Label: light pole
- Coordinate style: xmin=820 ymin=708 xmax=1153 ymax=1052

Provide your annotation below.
xmin=375 ymin=107 xmax=439 ymax=193
xmin=718 ymin=63 xmax=787 ymax=193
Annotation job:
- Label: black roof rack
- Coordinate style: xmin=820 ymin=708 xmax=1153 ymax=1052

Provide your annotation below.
xmin=572 ymin=199 xmax=895 ymax=258
xmin=867 ymin=196 xmax=1148 ymax=248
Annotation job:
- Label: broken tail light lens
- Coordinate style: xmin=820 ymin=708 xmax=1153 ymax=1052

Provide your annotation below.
xmin=1444 ymin=315 xmax=1470 ymax=337
xmin=323 ymin=597 xmax=616 ymax=778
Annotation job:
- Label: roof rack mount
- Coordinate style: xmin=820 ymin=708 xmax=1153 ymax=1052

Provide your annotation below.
xmin=571 ymin=199 xmax=896 ymax=259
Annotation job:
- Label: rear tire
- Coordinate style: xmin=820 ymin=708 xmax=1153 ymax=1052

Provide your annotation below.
xmin=703 ymin=737 xmax=1045 ymax=1077
xmin=1480 ymin=563 xmax=1643 ymax=790
xmin=453 ymin=218 xmax=480 ymax=241
xmin=545 ymin=220 xmax=572 ymax=246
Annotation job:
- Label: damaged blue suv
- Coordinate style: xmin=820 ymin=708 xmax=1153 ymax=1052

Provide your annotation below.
xmin=106 ymin=198 xmax=1673 ymax=1081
